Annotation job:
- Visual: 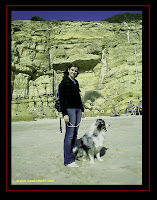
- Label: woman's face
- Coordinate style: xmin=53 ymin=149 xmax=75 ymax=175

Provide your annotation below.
xmin=68 ymin=67 xmax=78 ymax=79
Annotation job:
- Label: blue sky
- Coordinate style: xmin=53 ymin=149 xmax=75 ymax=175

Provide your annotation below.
xmin=11 ymin=11 xmax=142 ymax=21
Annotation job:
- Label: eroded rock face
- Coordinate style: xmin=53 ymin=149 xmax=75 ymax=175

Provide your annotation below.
xmin=11 ymin=20 xmax=142 ymax=120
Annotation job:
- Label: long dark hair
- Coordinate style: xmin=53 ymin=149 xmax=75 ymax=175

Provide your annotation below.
xmin=63 ymin=63 xmax=79 ymax=78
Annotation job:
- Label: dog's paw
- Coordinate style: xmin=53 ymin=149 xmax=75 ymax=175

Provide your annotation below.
xmin=98 ymin=158 xmax=103 ymax=162
xmin=90 ymin=160 xmax=95 ymax=164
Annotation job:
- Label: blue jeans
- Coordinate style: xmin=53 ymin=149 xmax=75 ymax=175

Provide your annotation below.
xmin=64 ymin=108 xmax=82 ymax=165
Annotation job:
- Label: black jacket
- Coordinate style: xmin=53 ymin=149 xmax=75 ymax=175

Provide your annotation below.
xmin=59 ymin=76 xmax=84 ymax=116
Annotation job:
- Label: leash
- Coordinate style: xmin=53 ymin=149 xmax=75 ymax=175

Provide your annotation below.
xmin=58 ymin=117 xmax=87 ymax=134
xmin=66 ymin=121 xmax=81 ymax=128
xmin=66 ymin=119 xmax=88 ymax=130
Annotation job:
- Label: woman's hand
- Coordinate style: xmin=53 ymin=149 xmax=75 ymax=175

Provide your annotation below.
xmin=82 ymin=112 xmax=85 ymax=118
xmin=64 ymin=115 xmax=69 ymax=123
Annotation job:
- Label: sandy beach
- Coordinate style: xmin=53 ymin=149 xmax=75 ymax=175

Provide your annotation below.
xmin=11 ymin=115 xmax=142 ymax=185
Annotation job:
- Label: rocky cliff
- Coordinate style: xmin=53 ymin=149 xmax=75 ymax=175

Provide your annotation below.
xmin=11 ymin=18 xmax=142 ymax=121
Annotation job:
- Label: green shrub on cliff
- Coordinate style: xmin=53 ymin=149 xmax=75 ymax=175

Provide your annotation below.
xmin=102 ymin=13 xmax=142 ymax=23
xmin=30 ymin=16 xmax=44 ymax=21
xmin=84 ymin=90 xmax=102 ymax=103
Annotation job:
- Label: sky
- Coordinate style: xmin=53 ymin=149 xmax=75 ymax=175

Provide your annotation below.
xmin=11 ymin=11 xmax=142 ymax=21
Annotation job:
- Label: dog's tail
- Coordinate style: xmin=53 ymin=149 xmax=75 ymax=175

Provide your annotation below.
xmin=100 ymin=147 xmax=109 ymax=157
xmin=73 ymin=138 xmax=83 ymax=154
xmin=73 ymin=146 xmax=77 ymax=154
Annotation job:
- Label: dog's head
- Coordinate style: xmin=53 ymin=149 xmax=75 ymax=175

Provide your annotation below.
xmin=90 ymin=119 xmax=110 ymax=133
xmin=95 ymin=119 xmax=107 ymax=131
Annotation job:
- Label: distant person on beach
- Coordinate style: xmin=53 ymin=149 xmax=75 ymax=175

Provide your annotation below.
xmin=110 ymin=104 xmax=121 ymax=117
xmin=124 ymin=100 xmax=136 ymax=116
xmin=59 ymin=63 xmax=85 ymax=168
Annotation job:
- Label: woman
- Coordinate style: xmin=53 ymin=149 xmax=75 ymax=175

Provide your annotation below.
xmin=59 ymin=63 xmax=85 ymax=167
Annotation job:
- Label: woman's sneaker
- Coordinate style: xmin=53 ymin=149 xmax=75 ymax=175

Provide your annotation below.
xmin=67 ymin=162 xmax=79 ymax=168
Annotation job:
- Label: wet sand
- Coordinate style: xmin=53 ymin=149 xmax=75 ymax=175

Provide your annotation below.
xmin=11 ymin=115 xmax=142 ymax=185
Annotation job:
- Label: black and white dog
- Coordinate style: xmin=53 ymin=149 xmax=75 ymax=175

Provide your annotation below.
xmin=73 ymin=119 xmax=110 ymax=164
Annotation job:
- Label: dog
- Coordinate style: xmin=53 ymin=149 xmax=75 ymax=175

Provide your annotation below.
xmin=73 ymin=119 xmax=110 ymax=164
